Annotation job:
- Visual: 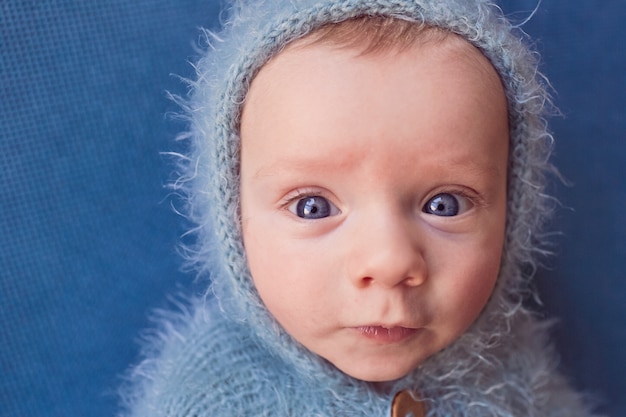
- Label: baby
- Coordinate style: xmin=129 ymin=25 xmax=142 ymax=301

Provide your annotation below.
xmin=121 ymin=1 xmax=600 ymax=416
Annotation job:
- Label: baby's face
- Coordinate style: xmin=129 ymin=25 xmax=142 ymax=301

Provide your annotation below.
xmin=240 ymin=34 xmax=509 ymax=382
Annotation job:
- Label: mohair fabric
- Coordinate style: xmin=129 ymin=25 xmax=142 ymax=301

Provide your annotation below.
xmin=120 ymin=0 xmax=601 ymax=415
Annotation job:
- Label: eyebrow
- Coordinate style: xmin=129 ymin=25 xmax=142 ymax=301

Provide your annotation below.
xmin=252 ymin=155 xmax=506 ymax=187
xmin=252 ymin=157 xmax=357 ymax=180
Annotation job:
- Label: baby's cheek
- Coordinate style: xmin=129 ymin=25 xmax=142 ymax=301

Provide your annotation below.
xmin=440 ymin=254 xmax=500 ymax=327
xmin=464 ymin=263 xmax=500 ymax=317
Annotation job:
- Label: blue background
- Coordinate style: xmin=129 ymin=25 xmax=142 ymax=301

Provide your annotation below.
xmin=1 ymin=1 xmax=624 ymax=416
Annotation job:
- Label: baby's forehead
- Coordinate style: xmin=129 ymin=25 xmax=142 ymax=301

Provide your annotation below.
xmin=251 ymin=18 xmax=503 ymax=102
xmin=240 ymin=22 xmax=509 ymax=182
xmin=247 ymin=25 xmax=504 ymax=117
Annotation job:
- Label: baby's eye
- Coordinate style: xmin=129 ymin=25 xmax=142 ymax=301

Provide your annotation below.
xmin=423 ymin=193 xmax=469 ymax=217
xmin=289 ymin=196 xmax=340 ymax=219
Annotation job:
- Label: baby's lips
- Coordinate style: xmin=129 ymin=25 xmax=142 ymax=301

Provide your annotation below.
xmin=353 ymin=325 xmax=421 ymax=343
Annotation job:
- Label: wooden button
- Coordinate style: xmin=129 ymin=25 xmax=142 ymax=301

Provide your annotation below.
xmin=391 ymin=390 xmax=426 ymax=417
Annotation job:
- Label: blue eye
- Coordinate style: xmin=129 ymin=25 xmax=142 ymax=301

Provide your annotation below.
xmin=291 ymin=196 xmax=338 ymax=219
xmin=423 ymin=193 xmax=460 ymax=216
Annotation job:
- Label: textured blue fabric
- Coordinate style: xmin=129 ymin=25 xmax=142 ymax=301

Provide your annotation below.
xmin=0 ymin=1 xmax=219 ymax=416
xmin=0 ymin=1 xmax=624 ymax=417
xmin=498 ymin=2 xmax=626 ymax=416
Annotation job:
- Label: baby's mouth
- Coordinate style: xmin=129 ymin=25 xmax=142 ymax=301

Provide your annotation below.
xmin=354 ymin=325 xmax=420 ymax=344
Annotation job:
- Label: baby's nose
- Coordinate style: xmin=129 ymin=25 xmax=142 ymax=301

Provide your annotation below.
xmin=346 ymin=210 xmax=427 ymax=289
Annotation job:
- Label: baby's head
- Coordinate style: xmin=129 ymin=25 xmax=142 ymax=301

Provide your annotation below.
xmin=183 ymin=0 xmax=554 ymax=384
xmin=239 ymin=17 xmax=508 ymax=381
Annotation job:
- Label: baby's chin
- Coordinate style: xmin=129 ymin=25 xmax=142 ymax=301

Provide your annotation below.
xmin=328 ymin=353 xmax=427 ymax=383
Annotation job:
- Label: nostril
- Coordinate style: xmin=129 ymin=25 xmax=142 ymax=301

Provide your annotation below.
xmin=404 ymin=274 xmax=426 ymax=287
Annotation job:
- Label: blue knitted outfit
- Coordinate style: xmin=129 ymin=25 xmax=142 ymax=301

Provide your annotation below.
xmin=120 ymin=1 xmax=600 ymax=415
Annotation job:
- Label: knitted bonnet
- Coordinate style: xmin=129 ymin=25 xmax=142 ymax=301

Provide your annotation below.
xmin=179 ymin=0 xmax=553 ymax=383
